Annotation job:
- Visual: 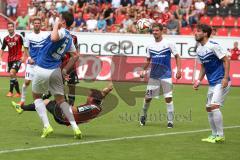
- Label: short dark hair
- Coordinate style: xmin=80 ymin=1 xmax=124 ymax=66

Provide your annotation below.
xmin=7 ymin=22 xmax=14 ymax=27
xmin=197 ymin=24 xmax=212 ymax=38
xmin=152 ymin=23 xmax=163 ymax=31
xmin=89 ymin=89 xmax=104 ymax=105
xmin=61 ymin=12 xmax=74 ymax=27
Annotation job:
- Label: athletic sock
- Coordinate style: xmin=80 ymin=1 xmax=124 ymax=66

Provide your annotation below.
xmin=212 ymin=108 xmax=224 ymax=137
xmin=59 ymin=101 xmax=78 ymax=129
xmin=34 ymin=99 xmax=50 ymax=128
xmin=10 ymin=78 xmax=15 ymax=93
xmin=14 ymin=79 xmax=20 ymax=94
xmin=166 ymin=101 xmax=174 ymax=124
xmin=21 ymin=103 xmax=36 ymax=111
xmin=141 ymin=100 xmax=150 ymax=117
xmin=21 ymin=84 xmax=27 ymax=102
xmin=68 ymin=94 xmax=75 ymax=106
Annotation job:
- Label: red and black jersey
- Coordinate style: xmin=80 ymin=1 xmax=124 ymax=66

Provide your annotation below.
xmin=1 ymin=33 xmax=23 ymax=62
xmin=61 ymin=34 xmax=78 ymax=69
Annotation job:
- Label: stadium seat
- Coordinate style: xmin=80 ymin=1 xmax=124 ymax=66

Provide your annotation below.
xmin=206 ymin=5 xmax=217 ymax=17
xmin=170 ymin=5 xmax=179 ymax=13
xmin=179 ymin=27 xmax=192 ymax=35
xmin=211 ymin=16 xmax=223 ymax=27
xmin=237 ymin=17 xmax=240 ymax=27
xmin=230 ymin=5 xmax=240 ymax=17
xmin=224 ymin=16 xmax=236 ymax=27
xmin=200 ymin=15 xmax=211 ymax=25
xmin=230 ymin=28 xmax=240 ymax=37
xmin=218 ymin=6 xmax=229 ymax=17
xmin=216 ymin=28 xmax=228 ymax=36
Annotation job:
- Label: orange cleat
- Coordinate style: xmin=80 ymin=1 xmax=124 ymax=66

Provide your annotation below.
xmin=6 ymin=92 xmax=13 ymax=97
xmin=14 ymin=93 xmax=21 ymax=98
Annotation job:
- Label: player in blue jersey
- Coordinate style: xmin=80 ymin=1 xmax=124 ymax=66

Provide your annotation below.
xmin=31 ymin=12 xmax=81 ymax=139
xmin=139 ymin=23 xmax=181 ymax=128
xmin=193 ymin=24 xmax=230 ymax=143
xmin=19 ymin=17 xmax=49 ymax=106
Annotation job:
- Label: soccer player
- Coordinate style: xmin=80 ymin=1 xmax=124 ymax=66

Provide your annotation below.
xmin=0 ymin=22 xmax=24 ymax=97
xmin=139 ymin=23 xmax=181 ymax=128
xmin=31 ymin=12 xmax=81 ymax=139
xmin=19 ymin=17 xmax=49 ymax=105
xmin=12 ymin=85 xmax=113 ymax=126
xmin=193 ymin=24 xmax=230 ymax=143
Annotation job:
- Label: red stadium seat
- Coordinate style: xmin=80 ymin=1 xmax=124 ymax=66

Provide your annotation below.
xmin=211 ymin=16 xmax=223 ymax=27
xmin=216 ymin=28 xmax=229 ymax=36
xmin=224 ymin=16 xmax=236 ymax=27
xmin=200 ymin=15 xmax=211 ymax=25
xmin=230 ymin=28 xmax=240 ymax=37
xmin=179 ymin=27 xmax=192 ymax=35
xmin=237 ymin=17 xmax=240 ymax=27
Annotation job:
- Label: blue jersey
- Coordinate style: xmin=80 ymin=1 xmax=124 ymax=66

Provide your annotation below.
xmin=147 ymin=39 xmax=178 ymax=79
xmin=24 ymin=31 xmax=49 ymax=63
xmin=196 ymin=40 xmax=229 ymax=86
xmin=36 ymin=29 xmax=76 ymax=69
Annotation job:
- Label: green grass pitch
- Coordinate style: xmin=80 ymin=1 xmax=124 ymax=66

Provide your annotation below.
xmin=0 ymin=77 xmax=239 ymax=160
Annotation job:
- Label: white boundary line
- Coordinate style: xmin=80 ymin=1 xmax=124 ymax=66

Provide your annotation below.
xmin=0 ymin=125 xmax=240 ymax=154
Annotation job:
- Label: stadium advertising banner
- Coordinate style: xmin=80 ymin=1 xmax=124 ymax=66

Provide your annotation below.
xmin=0 ymin=54 xmax=239 ymax=86
xmin=0 ymin=30 xmax=239 ymax=58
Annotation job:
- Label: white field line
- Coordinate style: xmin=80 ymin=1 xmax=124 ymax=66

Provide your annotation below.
xmin=0 ymin=125 xmax=239 ymax=154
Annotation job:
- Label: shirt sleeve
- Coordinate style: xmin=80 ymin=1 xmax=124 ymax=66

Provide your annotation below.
xmin=68 ymin=39 xmax=77 ymax=53
xmin=146 ymin=47 xmax=150 ymax=58
xmin=58 ymin=28 xmax=66 ymax=40
xmin=212 ymin=44 xmax=226 ymax=59
xmin=1 ymin=38 xmax=7 ymax=50
xmin=24 ymin=34 xmax=29 ymax=48
xmin=169 ymin=43 xmax=178 ymax=56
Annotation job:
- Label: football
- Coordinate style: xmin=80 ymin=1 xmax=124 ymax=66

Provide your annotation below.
xmin=136 ymin=18 xmax=152 ymax=32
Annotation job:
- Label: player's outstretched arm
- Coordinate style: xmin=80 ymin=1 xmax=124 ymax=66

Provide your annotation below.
xmin=51 ymin=20 xmax=61 ymax=42
xmin=101 ymin=83 xmax=113 ymax=98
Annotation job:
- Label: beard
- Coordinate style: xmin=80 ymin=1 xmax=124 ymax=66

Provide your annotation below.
xmin=195 ymin=36 xmax=204 ymax=42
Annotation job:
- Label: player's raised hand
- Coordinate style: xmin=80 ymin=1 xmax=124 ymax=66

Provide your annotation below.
xmin=221 ymin=78 xmax=228 ymax=88
xmin=62 ymin=68 xmax=70 ymax=81
xmin=193 ymin=80 xmax=200 ymax=90
xmin=176 ymin=70 xmax=182 ymax=79
xmin=140 ymin=70 xmax=146 ymax=78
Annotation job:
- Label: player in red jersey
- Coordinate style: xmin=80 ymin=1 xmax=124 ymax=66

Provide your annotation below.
xmin=12 ymin=84 xmax=113 ymax=126
xmin=0 ymin=22 xmax=24 ymax=97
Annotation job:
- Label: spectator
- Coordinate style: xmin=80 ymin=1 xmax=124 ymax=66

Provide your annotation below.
xmin=57 ymin=1 xmax=69 ymax=13
xmin=16 ymin=11 xmax=29 ymax=30
xmin=120 ymin=0 xmax=132 ymax=7
xmin=6 ymin=0 xmax=18 ymax=17
xmin=27 ymin=1 xmax=37 ymax=19
xmin=167 ymin=14 xmax=179 ymax=35
xmin=157 ymin=0 xmax=169 ymax=13
xmin=194 ymin=0 xmax=205 ymax=15
xmin=179 ymin=0 xmax=192 ymax=15
xmin=145 ymin=0 xmax=157 ymax=9
xmin=97 ymin=14 xmax=107 ymax=32
xmin=48 ymin=11 xmax=60 ymax=30
xmin=229 ymin=41 xmax=240 ymax=60
xmin=73 ymin=12 xmax=86 ymax=31
xmin=119 ymin=13 xmax=133 ymax=33
xmin=86 ymin=13 xmax=98 ymax=32
xmin=112 ymin=0 xmax=121 ymax=9
xmin=187 ymin=5 xmax=198 ymax=27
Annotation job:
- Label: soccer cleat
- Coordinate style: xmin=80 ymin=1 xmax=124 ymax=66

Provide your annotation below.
xmin=73 ymin=128 xmax=82 ymax=139
xmin=18 ymin=101 xmax=24 ymax=106
xmin=11 ymin=101 xmax=23 ymax=114
xmin=215 ymin=136 xmax=225 ymax=143
xmin=41 ymin=126 xmax=54 ymax=138
xmin=167 ymin=122 xmax=174 ymax=128
xmin=14 ymin=93 xmax=21 ymax=98
xmin=201 ymin=135 xmax=216 ymax=143
xmin=6 ymin=92 xmax=13 ymax=97
xmin=139 ymin=115 xmax=146 ymax=126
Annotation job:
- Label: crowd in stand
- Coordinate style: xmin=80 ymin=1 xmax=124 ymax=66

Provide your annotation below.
xmin=3 ymin=0 xmax=238 ymax=34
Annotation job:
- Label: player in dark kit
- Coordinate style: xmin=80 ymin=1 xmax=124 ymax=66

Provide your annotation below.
xmin=0 ymin=22 xmax=24 ymax=97
xmin=12 ymin=85 xmax=113 ymax=126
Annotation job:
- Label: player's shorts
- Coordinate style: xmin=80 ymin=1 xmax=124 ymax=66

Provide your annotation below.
xmin=206 ymin=81 xmax=231 ymax=107
xmin=67 ymin=70 xmax=79 ymax=85
xmin=25 ymin=63 xmax=35 ymax=80
xmin=32 ymin=66 xmax=64 ymax=95
xmin=7 ymin=60 xmax=21 ymax=73
xmin=145 ymin=78 xmax=173 ymax=98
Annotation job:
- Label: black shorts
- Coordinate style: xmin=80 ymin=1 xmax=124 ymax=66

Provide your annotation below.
xmin=67 ymin=70 xmax=79 ymax=85
xmin=8 ymin=60 xmax=22 ymax=73
xmin=46 ymin=101 xmax=67 ymax=125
